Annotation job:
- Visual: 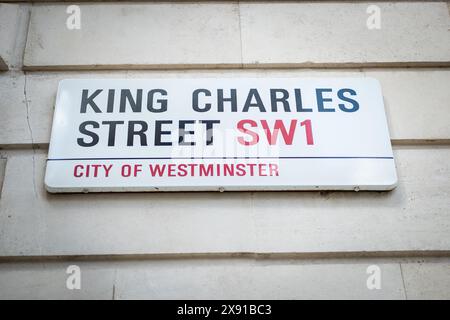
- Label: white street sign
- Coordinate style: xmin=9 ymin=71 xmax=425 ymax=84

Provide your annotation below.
xmin=45 ymin=78 xmax=397 ymax=192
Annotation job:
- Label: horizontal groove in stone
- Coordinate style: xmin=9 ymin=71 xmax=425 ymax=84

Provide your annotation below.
xmin=1 ymin=1 xmax=448 ymax=3
xmin=1 ymin=250 xmax=450 ymax=263
xmin=16 ymin=66 xmax=450 ymax=73
xmin=22 ymin=61 xmax=450 ymax=72
xmin=390 ymin=139 xmax=450 ymax=146
xmin=22 ymin=63 xmax=245 ymax=72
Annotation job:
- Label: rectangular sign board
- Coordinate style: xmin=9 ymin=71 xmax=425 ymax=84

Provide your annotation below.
xmin=45 ymin=78 xmax=397 ymax=192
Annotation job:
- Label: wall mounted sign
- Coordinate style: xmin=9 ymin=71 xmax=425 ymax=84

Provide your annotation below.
xmin=45 ymin=78 xmax=397 ymax=192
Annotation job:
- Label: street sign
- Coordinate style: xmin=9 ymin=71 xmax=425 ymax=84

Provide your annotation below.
xmin=45 ymin=78 xmax=397 ymax=192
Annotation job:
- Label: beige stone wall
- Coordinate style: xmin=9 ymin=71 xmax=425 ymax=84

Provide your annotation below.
xmin=0 ymin=1 xmax=449 ymax=299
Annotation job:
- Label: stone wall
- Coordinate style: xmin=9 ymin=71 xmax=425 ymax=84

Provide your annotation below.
xmin=0 ymin=1 xmax=449 ymax=299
